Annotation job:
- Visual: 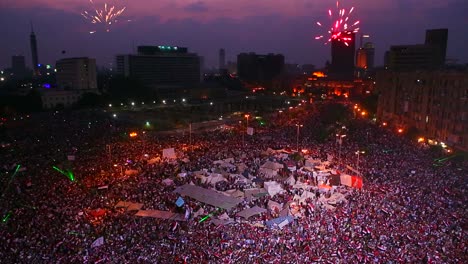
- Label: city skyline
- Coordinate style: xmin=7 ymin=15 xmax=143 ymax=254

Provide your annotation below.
xmin=1 ymin=0 xmax=466 ymax=69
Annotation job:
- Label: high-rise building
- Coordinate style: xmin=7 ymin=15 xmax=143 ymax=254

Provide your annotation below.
xmin=237 ymin=52 xmax=284 ymax=83
xmin=330 ymin=31 xmax=356 ymax=79
xmin=385 ymin=28 xmax=448 ymax=71
xmin=356 ymin=48 xmax=368 ymax=69
xmin=425 ymin=28 xmax=448 ymax=66
xmin=56 ymin=57 xmax=97 ymax=90
xmin=219 ymin=48 xmax=226 ymax=71
xmin=376 ymin=69 xmax=468 ymax=151
xmin=11 ymin=55 xmax=28 ymax=79
xmin=30 ymin=23 xmax=39 ymax=76
xmin=116 ymin=45 xmax=200 ymax=95
xmin=363 ymin=42 xmax=375 ymax=69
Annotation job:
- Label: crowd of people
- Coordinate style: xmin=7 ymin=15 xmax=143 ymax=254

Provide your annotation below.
xmin=0 ymin=103 xmax=466 ymax=263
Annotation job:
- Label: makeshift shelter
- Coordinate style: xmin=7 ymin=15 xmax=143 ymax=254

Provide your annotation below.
xmin=237 ymin=206 xmax=267 ymax=219
xmin=285 ymin=175 xmax=296 ymax=185
xmin=264 ymin=181 xmax=284 ymax=197
xmin=174 ymin=184 xmax=242 ymax=210
xmin=162 ymin=178 xmax=175 ymax=186
xmin=204 ymin=173 xmax=227 ymax=185
xmin=114 ymin=201 xmax=144 ymax=211
xmin=225 ymin=189 xmax=245 ymax=198
xmin=267 ymin=200 xmax=283 ymax=212
xmin=265 ymin=216 xmax=294 ymax=229
xmin=260 ymin=161 xmax=283 ymax=178
xmin=244 ymin=188 xmax=269 ymax=198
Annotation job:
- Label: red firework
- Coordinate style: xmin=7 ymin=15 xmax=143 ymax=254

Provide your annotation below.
xmin=315 ymin=1 xmax=360 ymax=46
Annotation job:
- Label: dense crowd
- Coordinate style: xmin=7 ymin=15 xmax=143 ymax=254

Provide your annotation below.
xmin=0 ymin=103 xmax=466 ymax=264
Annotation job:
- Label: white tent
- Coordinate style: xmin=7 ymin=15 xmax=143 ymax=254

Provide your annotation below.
xmin=264 ymin=181 xmax=284 ymax=197
xmin=267 ymin=200 xmax=283 ymax=212
xmin=162 ymin=178 xmax=175 ymax=186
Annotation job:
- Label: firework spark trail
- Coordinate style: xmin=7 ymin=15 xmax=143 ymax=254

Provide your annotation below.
xmin=81 ymin=0 xmax=126 ymax=33
xmin=315 ymin=0 xmax=360 ymax=45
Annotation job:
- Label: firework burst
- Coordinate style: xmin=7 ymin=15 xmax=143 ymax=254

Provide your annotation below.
xmin=81 ymin=0 xmax=127 ymax=33
xmin=315 ymin=1 xmax=360 ymax=46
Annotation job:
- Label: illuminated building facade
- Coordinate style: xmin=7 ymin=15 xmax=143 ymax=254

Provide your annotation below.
xmin=376 ymin=69 xmax=468 ymax=151
xmin=116 ymin=45 xmax=200 ymax=95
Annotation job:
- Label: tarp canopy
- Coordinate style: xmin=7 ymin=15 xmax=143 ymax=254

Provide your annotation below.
xmin=114 ymin=201 xmax=144 ymax=211
xmin=244 ymin=188 xmax=269 ymax=198
xmin=237 ymin=206 xmax=267 ymax=218
xmin=173 ymin=184 xmax=243 ymax=210
xmin=265 ymin=216 xmax=294 ymax=228
xmin=225 ymin=189 xmax=245 ymax=198
xmin=261 ymin=161 xmax=284 ymax=170
xmin=204 ymin=173 xmax=227 ymax=185
xmin=162 ymin=148 xmax=176 ymax=159
xmin=135 ymin=210 xmax=186 ymax=221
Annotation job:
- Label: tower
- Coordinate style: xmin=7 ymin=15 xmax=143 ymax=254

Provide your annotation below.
xmin=30 ymin=22 xmax=39 ymax=76
xmin=219 ymin=48 xmax=226 ymax=71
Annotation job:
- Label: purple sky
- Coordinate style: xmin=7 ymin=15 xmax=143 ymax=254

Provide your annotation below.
xmin=1 ymin=0 xmax=467 ymax=69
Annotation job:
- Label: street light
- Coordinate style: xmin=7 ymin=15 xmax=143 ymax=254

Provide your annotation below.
xmin=108 ymin=104 xmax=112 ymax=107
xmin=296 ymin=124 xmax=303 ymax=152
xmin=355 ymin=150 xmax=365 ymax=175
xmin=336 ymin=134 xmax=347 ymax=166
xmin=131 ymin=102 xmax=135 ymax=106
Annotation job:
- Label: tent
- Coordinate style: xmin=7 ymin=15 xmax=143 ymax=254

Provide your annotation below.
xmin=225 ymin=189 xmax=245 ymax=198
xmin=162 ymin=148 xmax=176 ymax=159
xmin=162 ymin=178 xmax=175 ymax=186
xmin=237 ymin=206 xmax=267 ymax=219
xmin=115 ymin=201 xmax=144 ymax=211
xmin=204 ymin=173 xmax=227 ymax=185
xmin=264 ymin=181 xmax=284 ymax=197
xmin=174 ymin=184 xmax=242 ymax=210
xmin=267 ymin=200 xmax=283 ymax=212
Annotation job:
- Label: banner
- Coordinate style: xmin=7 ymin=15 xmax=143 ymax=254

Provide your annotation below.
xmin=247 ymin=127 xmax=254 ymax=136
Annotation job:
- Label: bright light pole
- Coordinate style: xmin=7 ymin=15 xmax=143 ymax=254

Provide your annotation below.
xmin=296 ymin=124 xmax=303 ymax=152
xmin=336 ymin=134 xmax=346 ymax=166
xmin=189 ymin=123 xmax=193 ymax=152
xmin=355 ymin=150 xmax=365 ymax=175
